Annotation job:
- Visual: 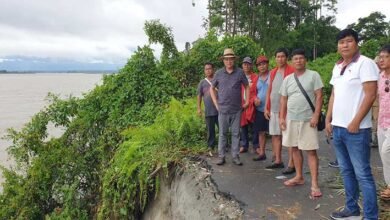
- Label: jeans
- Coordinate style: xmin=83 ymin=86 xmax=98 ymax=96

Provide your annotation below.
xmin=332 ymin=126 xmax=378 ymax=220
xmin=240 ymin=123 xmax=259 ymax=149
xmin=218 ymin=111 xmax=241 ymax=159
xmin=205 ymin=115 xmax=218 ymax=149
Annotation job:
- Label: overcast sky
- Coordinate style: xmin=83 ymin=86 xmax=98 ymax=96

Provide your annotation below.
xmin=0 ymin=0 xmax=389 ymax=65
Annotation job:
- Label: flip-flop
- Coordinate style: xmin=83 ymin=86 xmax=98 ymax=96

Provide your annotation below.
xmin=283 ymin=179 xmax=305 ymax=187
xmin=239 ymin=147 xmax=248 ymax=153
xmin=380 ymin=195 xmax=390 ymax=201
xmin=380 ymin=189 xmax=390 ymax=200
xmin=380 ymin=188 xmax=390 ymax=196
xmin=310 ymin=188 xmax=322 ymax=199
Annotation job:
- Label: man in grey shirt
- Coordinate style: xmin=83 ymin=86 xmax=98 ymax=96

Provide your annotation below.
xmin=279 ymin=48 xmax=323 ymax=198
xmin=210 ymin=48 xmax=249 ymax=165
xmin=197 ymin=62 xmax=218 ymax=151
xmin=264 ymin=48 xmax=296 ymax=175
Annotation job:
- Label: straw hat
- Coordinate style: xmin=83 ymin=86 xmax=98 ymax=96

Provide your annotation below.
xmin=220 ymin=48 xmax=239 ymax=60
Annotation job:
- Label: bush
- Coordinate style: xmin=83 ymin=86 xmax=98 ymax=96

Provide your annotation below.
xmin=308 ymin=53 xmax=340 ymax=107
xmin=0 ymin=45 xmax=181 ymax=219
xmin=99 ymin=98 xmax=204 ymax=219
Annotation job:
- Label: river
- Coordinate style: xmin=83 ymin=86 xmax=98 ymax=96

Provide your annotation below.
xmin=0 ymin=73 xmax=103 ymax=186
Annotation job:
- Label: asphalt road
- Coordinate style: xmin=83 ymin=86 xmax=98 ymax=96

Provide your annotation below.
xmin=204 ymin=132 xmax=384 ymax=220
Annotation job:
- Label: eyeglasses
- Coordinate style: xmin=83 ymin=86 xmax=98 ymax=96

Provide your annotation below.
xmin=385 ymin=80 xmax=389 ymax=93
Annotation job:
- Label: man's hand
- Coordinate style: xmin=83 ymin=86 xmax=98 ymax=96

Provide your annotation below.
xmin=347 ymin=119 xmax=360 ymax=133
xmin=264 ymin=110 xmax=270 ymax=120
xmin=242 ymin=102 xmax=249 ymax=109
xmin=310 ymin=114 xmax=319 ymax=128
xmin=279 ymin=118 xmax=286 ymax=131
xmin=254 ymin=98 xmax=261 ymax=106
xmin=197 ymin=108 xmax=202 ymax=117
xmin=325 ymin=121 xmax=333 ymax=137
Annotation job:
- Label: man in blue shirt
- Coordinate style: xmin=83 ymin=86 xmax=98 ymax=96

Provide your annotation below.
xmin=253 ymin=55 xmax=270 ymax=161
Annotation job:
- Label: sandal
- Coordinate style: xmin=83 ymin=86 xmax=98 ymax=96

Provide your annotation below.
xmin=282 ymin=167 xmax=296 ymax=175
xmin=253 ymin=154 xmax=267 ymax=161
xmin=239 ymin=147 xmax=248 ymax=153
xmin=310 ymin=187 xmax=322 ymax=199
xmin=283 ymin=178 xmax=305 ymax=187
xmin=265 ymin=162 xmax=285 ymax=169
xmin=380 ymin=188 xmax=390 ymax=200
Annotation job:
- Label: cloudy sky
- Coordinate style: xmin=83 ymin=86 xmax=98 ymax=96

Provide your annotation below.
xmin=0 ymin=0 xmax=389 ymax=70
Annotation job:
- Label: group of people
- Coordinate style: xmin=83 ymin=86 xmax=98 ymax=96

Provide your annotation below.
xmin=197 ymin=28 xmax=390 ymax=220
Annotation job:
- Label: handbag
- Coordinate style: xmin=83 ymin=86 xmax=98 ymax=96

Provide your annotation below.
xmin=293 ymin=74 xmax=325 ymax=131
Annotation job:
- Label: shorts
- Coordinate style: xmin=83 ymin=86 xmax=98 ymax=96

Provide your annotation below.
xmin=254 ymin=110 xmax=269 ymax=132
xmin=282 ymin=120 xmax=319 ymax=150
xmin=269 ymin=112 xmax=281 ymax=135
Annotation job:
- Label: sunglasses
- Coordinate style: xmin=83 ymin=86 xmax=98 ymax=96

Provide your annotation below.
xmin=385 ymin=80 xmax=389 ymax=93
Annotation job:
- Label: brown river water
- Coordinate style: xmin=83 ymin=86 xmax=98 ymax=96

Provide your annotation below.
xmin=0 ymin=73 xmax=103 ymax=187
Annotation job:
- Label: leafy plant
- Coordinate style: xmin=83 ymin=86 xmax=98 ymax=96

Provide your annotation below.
xmin=99 ymin=98 xmax=204 ymax=219
xmin=0 ymin=44 xmax=180 ymax=219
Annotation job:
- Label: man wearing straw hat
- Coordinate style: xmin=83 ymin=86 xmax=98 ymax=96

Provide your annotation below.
xmin=210 ymin=48 xmax=250 ymax=166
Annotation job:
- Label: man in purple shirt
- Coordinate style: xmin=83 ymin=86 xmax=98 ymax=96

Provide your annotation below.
xmin=210 ymin=48 xmax=249 ymax=166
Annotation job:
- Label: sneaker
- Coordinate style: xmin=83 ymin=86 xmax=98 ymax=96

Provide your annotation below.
xmin=282 ymin=167 xmax=296 ymax=175
xmin=328 ymin=160 xmax=339 ymax=168
xmin=266 ymin=162 xmax=285 ymax=169
xmin=330 ymin=209 xmax=360 ymax=220
xmin=253 ymin=154 xmax=267 ymax=161
xmin=232 ymin=157 xmax=243 ymax=166
xmin=216 ymin=157 xmax=225 ymax=165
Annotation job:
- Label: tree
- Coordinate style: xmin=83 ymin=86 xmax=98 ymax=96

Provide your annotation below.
xmin=204 ymin=0 xmax=339 ymax=58
xmin=287 ymin=16 xmax=339 ymax=59
xmin=347 ymin=12 xmax=390 ymax=42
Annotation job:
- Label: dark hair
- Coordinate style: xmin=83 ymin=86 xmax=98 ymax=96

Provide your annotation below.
xmin=204 ymin=62 xmax=214 ymax=68
xmin=274 ymin=48 xmax=289 ymax=57
xmin=379 ymin=44 xmax=390 ymax=54
xmin=291 ymin=48 xmax=306 ymax=58
xmin=336 ymin=29 xmax=359 ymax=43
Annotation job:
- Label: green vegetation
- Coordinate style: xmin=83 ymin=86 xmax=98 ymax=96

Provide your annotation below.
xmin=0 ymin=43 xmax=181 ymax=219
xmin=0 ymin=20 xmax=262 ymax=219
xmin=99 ymin=98 xmax=204 ymax=219
xmin=0 ymin=9 xmax=389 ymax=218
xmin=206 ymin=0 xmax=339 ymax=59
xmin=308 ymin=52 xmax=340 ymax=105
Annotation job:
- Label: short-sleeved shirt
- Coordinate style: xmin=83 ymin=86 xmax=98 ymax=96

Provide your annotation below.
xmin=197 ymin=79 xmax=218 ymax=117
xmin=378 ymin=71 xmax=390 ymax=129
xmin=330 ymin=54 xmax=379 ymax=128
xmin=270 ymin=71 xmax=283 ymax=112
xmin=212 ymin=67 xmax=249 ymax=114
xmin=280 ymin=69 xmax=324 ymax=121
xmin=256 ymin=72 xmax=269 ymax=112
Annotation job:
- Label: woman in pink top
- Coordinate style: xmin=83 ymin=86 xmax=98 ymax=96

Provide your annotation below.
xmin=378 ymin=44 xmax=390 ymax=199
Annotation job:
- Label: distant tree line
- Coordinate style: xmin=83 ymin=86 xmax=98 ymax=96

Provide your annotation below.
xmin=194 ymin=0 xmax=389 ymax=60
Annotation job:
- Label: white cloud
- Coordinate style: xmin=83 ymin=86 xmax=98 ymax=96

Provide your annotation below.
xmin=335 ymin=0 xmax=390 ymax=29
xmin=0 ymin=0 xmax=208 ymax=63
xmin=0 ymin=0 xmax=388 ymax=65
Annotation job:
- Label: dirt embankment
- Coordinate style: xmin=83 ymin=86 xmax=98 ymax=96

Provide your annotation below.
xmin=142 ymin=158 xmax=243 ymax=220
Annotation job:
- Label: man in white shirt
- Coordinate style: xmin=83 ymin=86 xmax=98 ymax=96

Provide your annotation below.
xmin=326 ymin=29 xmax=379 ymax=220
